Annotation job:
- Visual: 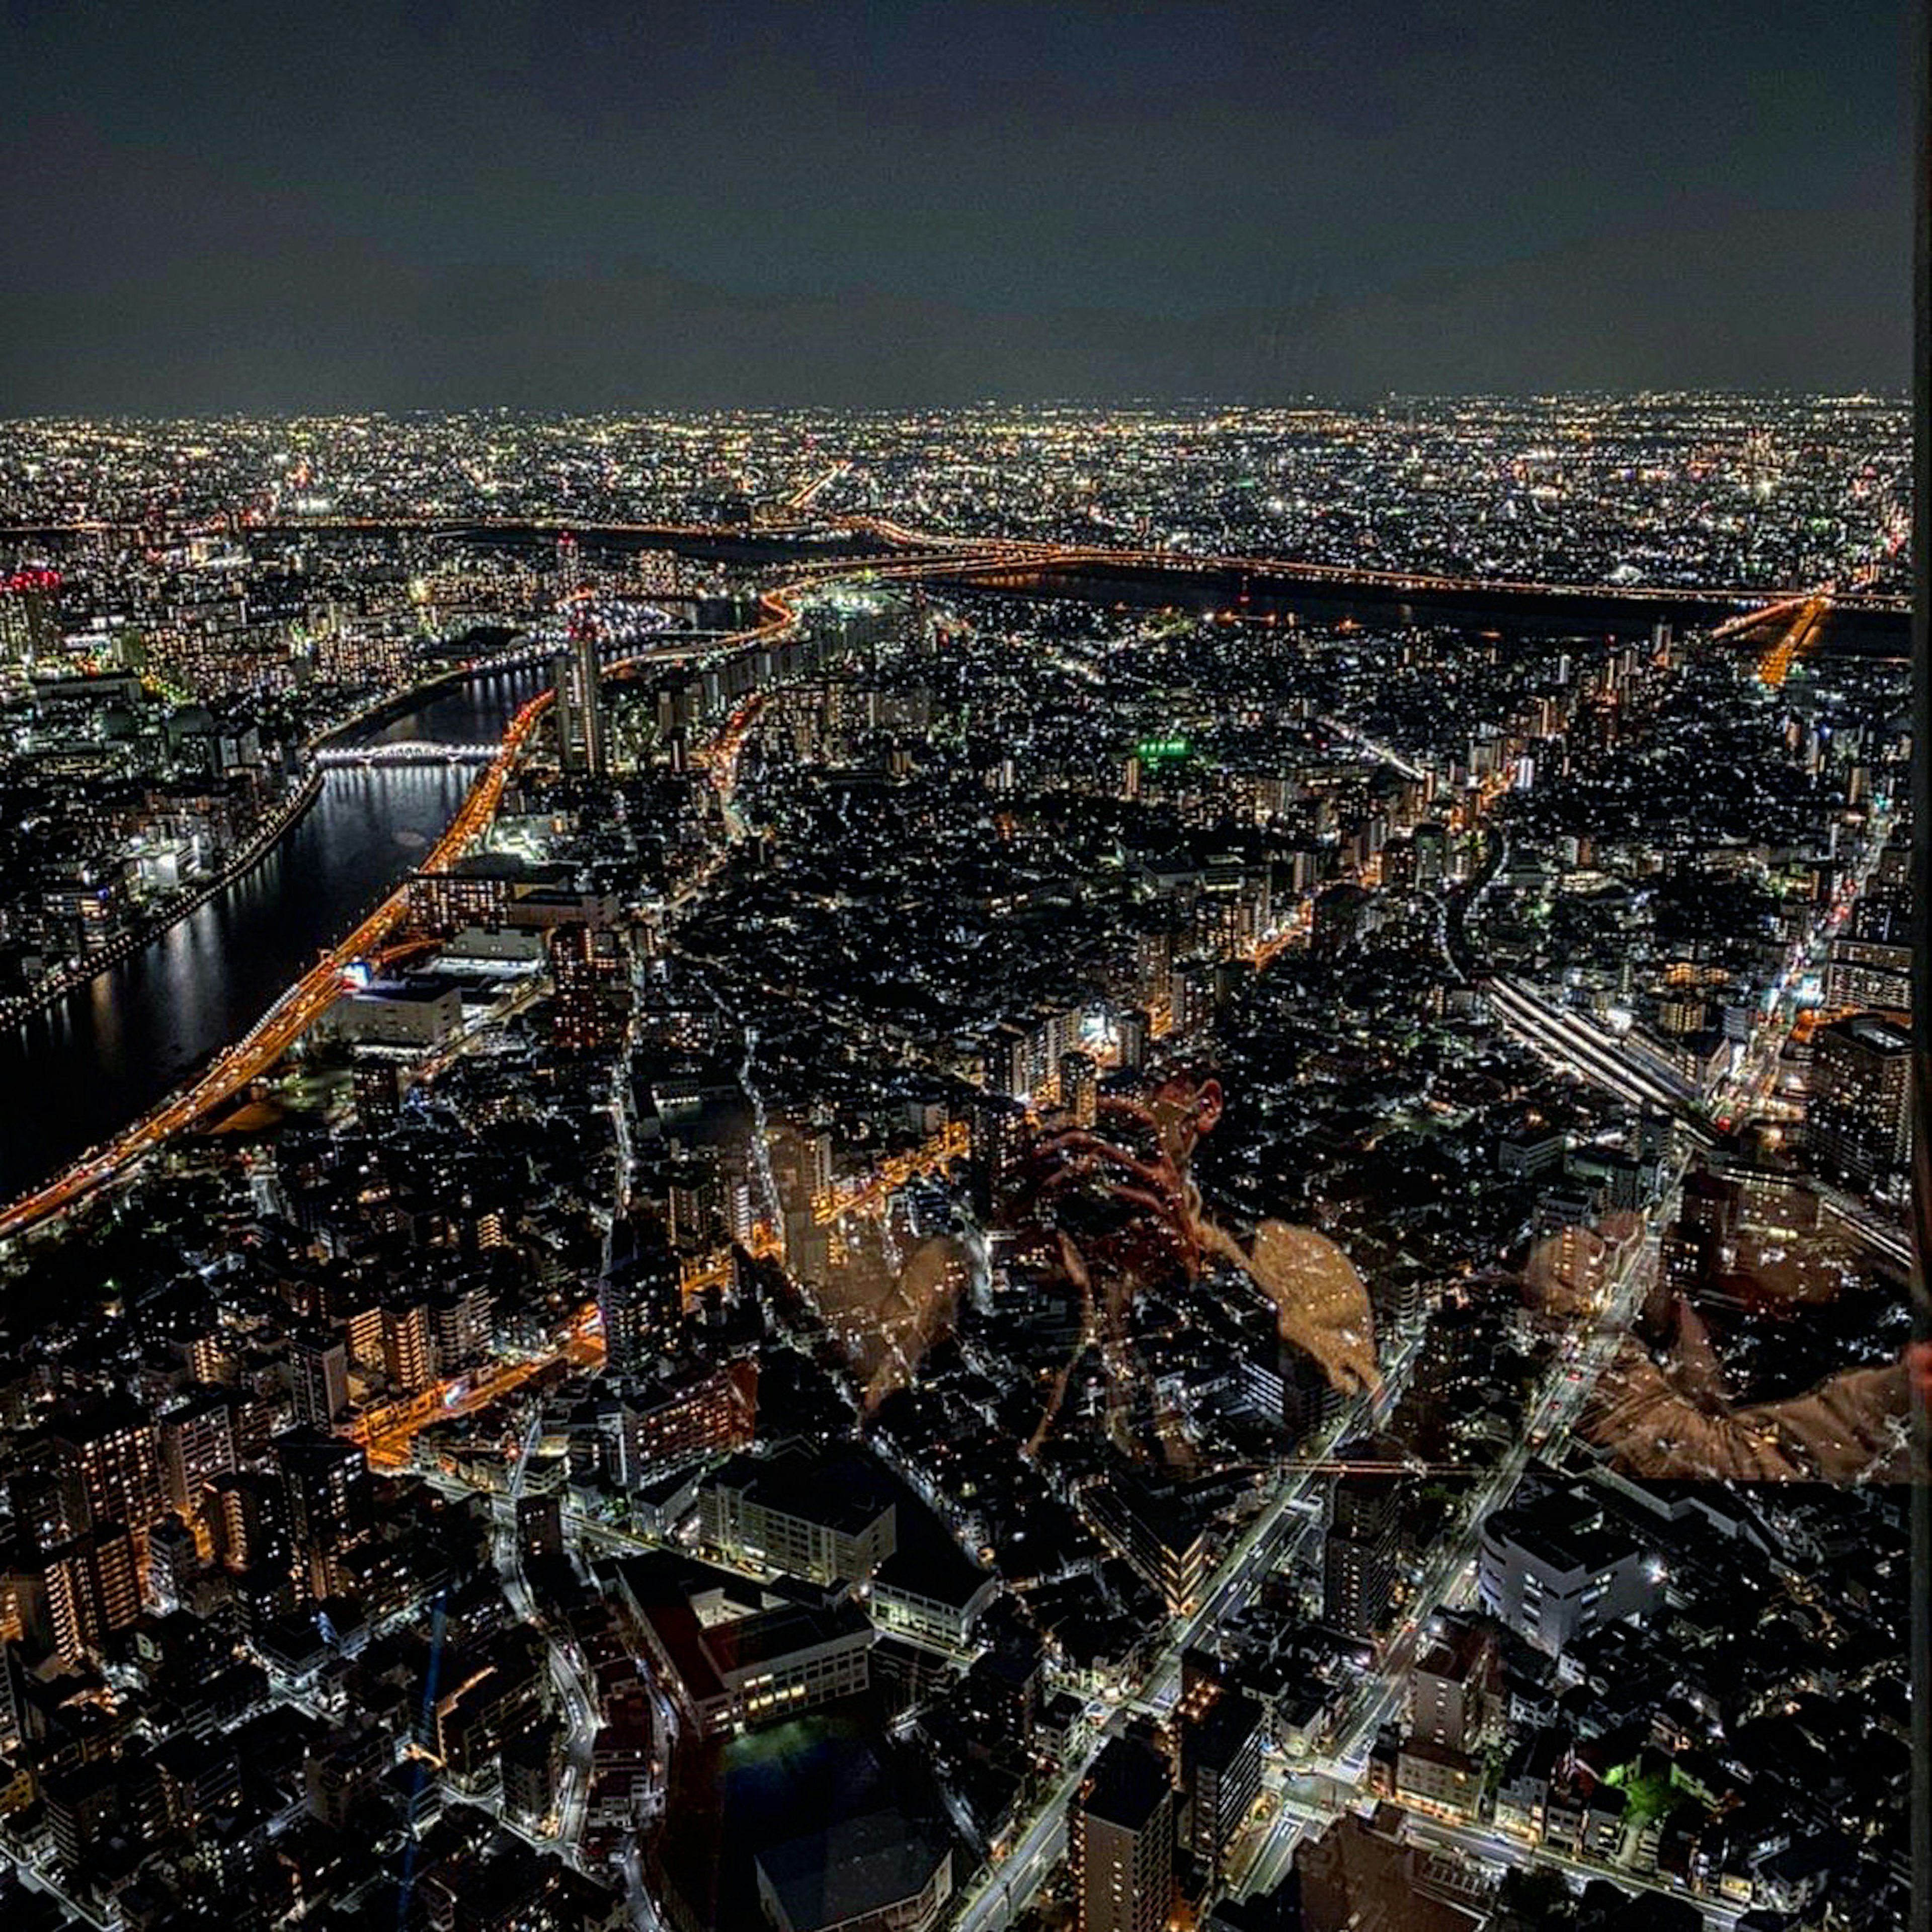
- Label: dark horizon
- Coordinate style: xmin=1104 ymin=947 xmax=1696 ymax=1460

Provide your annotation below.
xmin=0 ymin=0 xmax=1912 ymax=414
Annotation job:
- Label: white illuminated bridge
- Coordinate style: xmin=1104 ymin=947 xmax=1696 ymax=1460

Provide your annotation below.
xmin=314 ymin=739 xmax=501 ymax=768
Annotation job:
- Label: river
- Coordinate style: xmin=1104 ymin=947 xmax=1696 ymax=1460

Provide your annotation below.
xmin=0 ymin=662 xmax=548 ymax=1199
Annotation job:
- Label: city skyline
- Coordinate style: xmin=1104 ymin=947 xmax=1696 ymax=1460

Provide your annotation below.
xmin=0 ymin=394 xmax=1916 ymax=1931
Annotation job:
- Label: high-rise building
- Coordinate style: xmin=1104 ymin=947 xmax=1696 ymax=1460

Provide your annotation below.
xmin=145 ymin=1514 xmax=203 ymax=1613
xmin=1059 ymin=1050 xmax=1099 ymax=1128
xmin=430 ymin=1279 xmax=494 ymax=1377
xmin=548 ymin=922 xmax=625 ymax=1055
xmin=989 ymin=1022 xmax=1033 ymax=1100
xmin=1080 ymin=1464 xmax=1210 ymax=1616
xmin=1180 ymin=1687 xmax=1265 ymax=1880
xmin=614 ymin=1359 xmax=758 ymax=1483
xmin=1322 ymin=1459 xmax=1399 ymax=1640
xmin=352 ymin=1052 xmax=403 ymax=1120
xmin=0 ymin=566 xmax=59 ymax=669
xmin=1168 ymin=960 xmax=1216 ymax=1036
xmin=158 ymin=1389 xmax=238 ymax=1516
xmin=209 ymin=1471 xmax=289 ymax=1576
xmin=1240 ymin=1330 xmax=1341 ymax=1446
xmin=552 ymin=646 xmax=576 ymax=768
xmin=969 ymin=1093 xmax=1028 ymax=1220
xmin=553 ymin=534 xmax=607 ymax=776
xmin=1806 ymin=1014 xmax=1911 ymax=1184
xmin=516 ymin=1492 xmax=566 ymax=1564
xmin=274 ymin=1428 xmax=371 ymax=1599
xmin=44 ymin=1524 xmax=143 ymax=1663
xmin=1136 ymin=931 xmax=1173 ymax=1008
xmin=41 ymin=1760 xmax=121 ymax=1876
xmin=290 ymin=1328 xmax=351 ymax=1432
xmin=48 ymin=1404 xmax=168 ymax=1544
xmin=667 ymin=1152 xmax=722 ymax=1250
xmin=1115 ymin=1007 xmax=1151 ymax=1074
xmin=601 ymin=1218 xmax=684 ymax=1378
xmin=1407 ymin=1620 xmax=1497 ymax=1754
xmin=553 ymin=631 xmax=607 ymax=775
xmin=381 ymin=1301 xmax=435 ymax=1396
xmin=1069 ymin=1735 xmax=1175 ymax=1932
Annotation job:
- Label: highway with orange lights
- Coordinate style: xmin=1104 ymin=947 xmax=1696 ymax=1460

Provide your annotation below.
xmin=0 ymin=683 xmax=554 ymax=1242
xmin=0 ymin=568 xmax=856 ymax=1244
xmin=3 ymin=509 xmax=1905 ymax=636
xmin=349 ymin=1303 xmax=604 ymax=1472
xmin=1752 ymin=593 xmax=1829 ymax=688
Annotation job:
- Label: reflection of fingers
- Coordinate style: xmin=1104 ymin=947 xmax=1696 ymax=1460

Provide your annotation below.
xmin=1336 ymin=1346 xmax=1379 ymax=1395
xmin=1104 ymin=1181 xmax=1184 ymax=1222
xmin=1032 ymin=1157 xmax=1104 ymax=1198
xmin=1056 ymin=1233 xmax=1090 ymax=1292
xmin=1037 ymin=1128 xmax=1170 ymax=1190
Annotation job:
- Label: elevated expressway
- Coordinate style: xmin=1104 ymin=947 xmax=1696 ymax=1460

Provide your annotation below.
xmin=273 ymin=513 xmax=1911 ymax=652
xmin=0 ymin=683 xmax=558 ymax=1243
xmin=0 ymin=587 xmax=809 ymax=1244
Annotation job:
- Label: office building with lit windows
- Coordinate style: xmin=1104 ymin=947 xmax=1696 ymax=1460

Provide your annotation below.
xmin=1322 ymin=1462 xmax=1399 ymax=1641
xmin=697 ymin=1445 xmax=897 ymax=1586
xmin=617 ymin=1551 xmax=871 ymax=1737
xmin=1477 ymin=1485 xmax=1662 ymax=1657
xmin=1806 ymin=1012 xmax=1911 ymax=1184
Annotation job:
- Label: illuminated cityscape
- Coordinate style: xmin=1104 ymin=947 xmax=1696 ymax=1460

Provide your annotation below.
xmin=0 ymin=387 xmax=1914 ymax=1932
xmin=0 ymin=3 xmax=1922 ymax=1931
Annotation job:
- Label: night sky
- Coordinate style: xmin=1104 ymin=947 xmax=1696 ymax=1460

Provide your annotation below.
xmin=0 ymin=0 xmax=1912 ymax=412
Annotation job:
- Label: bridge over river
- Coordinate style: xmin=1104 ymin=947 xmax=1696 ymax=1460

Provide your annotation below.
xmin=313 ymin=739 xmax=500 ymax=768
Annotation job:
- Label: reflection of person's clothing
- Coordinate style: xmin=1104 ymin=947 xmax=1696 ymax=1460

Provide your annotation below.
xmin=1587 ymin=1299 xmax=1910 ymax=1482
xmin=864 ymin=1212 xmax=1377 ymax=1421
xmin=1530 ymin=1220 xmax=1911 ymax=1482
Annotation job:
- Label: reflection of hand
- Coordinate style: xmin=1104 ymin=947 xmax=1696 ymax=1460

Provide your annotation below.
xmin=1033 ymin=1102 xmax=1200 ymax=1275
xmin=1210 ymin=1219 xmax=1380 ymax=1396
xmin=1909 ymin=1342 xmax=1932 ymax=1404
xmin=1657 ymin=1294 xmax=1727 ymax=1404
xmin=1521 ymin=1211 xmax=1646 ymax=1325
xmin=1580 ymin=1273 xmax=1912 ymax=1481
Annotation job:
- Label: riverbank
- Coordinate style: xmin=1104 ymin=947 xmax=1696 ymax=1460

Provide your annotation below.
xmin=0 ymin=602 xmax=774 ymax=1236
xmin=306 ymin=628 xmax=528 ymax=754
xmin=0 ymin=632 xmax=543 ymax=1035
xmin=0 ymin=763 xmax=328 ymax=1031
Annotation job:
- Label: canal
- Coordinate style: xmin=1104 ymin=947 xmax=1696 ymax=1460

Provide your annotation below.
xmin=0 ymin=662 xmax=549 ymax=1200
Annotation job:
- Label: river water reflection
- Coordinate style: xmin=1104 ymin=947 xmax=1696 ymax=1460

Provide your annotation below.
xmin=0 ymin=664 xmax=546 ymax=1198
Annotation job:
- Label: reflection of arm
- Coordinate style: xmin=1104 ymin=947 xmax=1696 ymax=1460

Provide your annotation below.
xmin=1205 ymin=1218 xmax=1380 ymax=1396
